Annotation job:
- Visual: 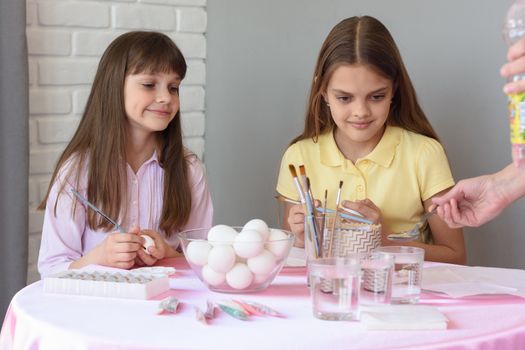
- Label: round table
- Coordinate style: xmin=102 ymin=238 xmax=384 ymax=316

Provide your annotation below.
xmin=2 ymin=258 xmax=525 ymax=350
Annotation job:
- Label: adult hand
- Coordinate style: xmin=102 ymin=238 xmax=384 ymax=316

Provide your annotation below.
xmin=431 ymin=174 xmax=507 ymax=228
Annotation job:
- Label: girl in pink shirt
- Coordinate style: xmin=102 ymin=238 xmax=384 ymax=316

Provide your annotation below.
xmin=38 ymin=32 xmax=213 ymax=277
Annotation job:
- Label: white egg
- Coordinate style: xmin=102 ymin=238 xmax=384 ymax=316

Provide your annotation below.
xmin=202 ymin=265 xmax=226 ymax=286
xmin=186 ymin=239 xmax=211 ymax=266
xmin=140 ymin=234 xmax=155 ymax=255
xmin=265 ymin=229 xmax=290 ymax=258
xmin=233 ymin=229 xmax=264 ymax=258
xmin=243 ymin=219 xmax=270 ymax=241
xmin=207 ymin=225 xmax=238 ymax=246
xmin=226 ymin=263 xmax=253 ymax=289
xmin=207 ymin=245 xmax=236 ymax=273
xmin=247 ymin=250 xmax=276 ymax=275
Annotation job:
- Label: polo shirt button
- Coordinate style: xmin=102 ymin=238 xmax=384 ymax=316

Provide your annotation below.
xmin=357 ymin=185 xmax=363 ymax=192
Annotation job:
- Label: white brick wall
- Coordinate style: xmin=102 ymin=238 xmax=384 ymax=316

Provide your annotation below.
xmin=27 ymin=0 xmax=207 ymax=283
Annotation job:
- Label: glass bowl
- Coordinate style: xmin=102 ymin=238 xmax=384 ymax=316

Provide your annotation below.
xmin=179 ymin=226 xmax=295 ymax=293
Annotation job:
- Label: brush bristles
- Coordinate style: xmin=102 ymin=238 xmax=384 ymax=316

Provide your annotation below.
xmin=299 ymin=165 xmax=306 ymax=176
xmin=339 ymin=180 xmax=343 ymax=188
xmin=288 ymin=164 xmax=297 ymax=178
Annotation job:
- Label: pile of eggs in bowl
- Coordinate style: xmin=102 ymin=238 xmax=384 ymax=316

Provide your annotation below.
xmin=183 ymin=219 xmax=293 ymax=292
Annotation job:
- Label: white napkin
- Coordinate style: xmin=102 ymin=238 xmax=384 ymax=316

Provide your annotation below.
xmin=423 ymin=266 xmax=525 ymax=298
xmin=360 ymin=305 xmax=447 ymax=330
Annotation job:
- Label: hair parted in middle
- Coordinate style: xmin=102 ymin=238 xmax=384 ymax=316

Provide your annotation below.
xmin=292 ymin=15 xmax=438 ymax=144
xmin=39 ymin=31 xmax=192 ymax=235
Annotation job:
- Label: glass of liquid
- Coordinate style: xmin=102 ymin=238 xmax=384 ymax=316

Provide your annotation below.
xmin=359 ymin=252 xmax=394 ymax=306
xmin=373 ymin=246 xmax=424 ymax=304
xmin=308 ymin=256 xmax=360 ymax=321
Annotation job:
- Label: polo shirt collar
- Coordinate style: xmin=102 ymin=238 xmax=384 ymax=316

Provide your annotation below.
xmin=319 ymin=130 xmax=344 ymax=167
xmin=319 ymin=125 xmax=401 ymax=168
xmin=365 ymin=126 xmax=401 ymax=167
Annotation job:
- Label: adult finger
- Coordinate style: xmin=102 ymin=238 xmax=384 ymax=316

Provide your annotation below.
xmin=503 ymin=79 xmax=525 ymax=94
xmin=442 ymin=202 xmax=462 ymax=229
xmin=507 ymin=38 xmax=525 ymax=61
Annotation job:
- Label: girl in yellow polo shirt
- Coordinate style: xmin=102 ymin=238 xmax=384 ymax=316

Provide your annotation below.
xmin=276 ymin=16 xmax=465 ymax=264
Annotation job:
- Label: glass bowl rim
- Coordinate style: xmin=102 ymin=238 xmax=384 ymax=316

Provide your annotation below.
xmin=178 ymin=227 xmax=295 ymax=244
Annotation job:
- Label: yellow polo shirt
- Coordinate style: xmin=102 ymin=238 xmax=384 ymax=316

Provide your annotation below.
xmin=276 ymin=126 xmax=455 ymax=241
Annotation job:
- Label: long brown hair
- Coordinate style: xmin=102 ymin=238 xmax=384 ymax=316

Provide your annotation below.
xmin=39 ymin=31 xmax=192 ymax=235
xmin=292 ymin=16 xmax=438 ymax=144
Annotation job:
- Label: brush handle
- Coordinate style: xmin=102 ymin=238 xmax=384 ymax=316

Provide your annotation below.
xmin=70 ymin=189 xmax=125 ymax=233
xmin=315 ymin=207 xmax=373 ymax=225
xmin=305 ymin=214 xmax=321 ymax=258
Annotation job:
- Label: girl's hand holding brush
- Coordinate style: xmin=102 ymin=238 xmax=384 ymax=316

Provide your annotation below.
xmin=341 ymin=199 xmax=383 ymax=225
xmin=287 ymin=200 xmax=321 ymax=248
xmin=342 ymin=199 xmax=394 ymax=246
xmin=70 ymin=225 xmax=143 ymax=270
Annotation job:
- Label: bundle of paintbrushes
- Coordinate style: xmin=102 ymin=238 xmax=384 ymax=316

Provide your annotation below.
xmin=287 ymin=164 xmax=376 ymax=259
xmin=288 ymin=165 xmax=321 ymax=258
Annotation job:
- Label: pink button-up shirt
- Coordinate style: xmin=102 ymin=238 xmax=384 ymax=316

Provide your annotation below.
xmin=38 ymin=152 xmax=213 ymax=278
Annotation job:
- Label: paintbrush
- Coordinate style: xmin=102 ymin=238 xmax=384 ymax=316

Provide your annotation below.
xmin=275 ymin=195 xmax=371 ymax=223
xmin=288 ymin=165 xmax=319 ymax=257
xmin=70 ymin=188 xmax=125 ymax=233
xmin=299 ymin=165 xmax=309 ymax=198
xmin=306 ymin=177 xmax=322 ymax=254
xmin=288 ymin=165 xmax=306 ymax=204
xmin=320 ymin=189 xmax=328 ymax=251
xmin=327 ymin=181 xmax=343 ymax=257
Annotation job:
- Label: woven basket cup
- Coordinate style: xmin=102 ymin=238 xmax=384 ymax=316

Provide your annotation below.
xmin=306 ymin=214 xmax=382 ymax=293
xmin=321 ymin=216 xmax=382 ymax=258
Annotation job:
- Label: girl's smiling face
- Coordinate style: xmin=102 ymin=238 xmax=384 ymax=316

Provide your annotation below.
xmin=323 ymin=64 xmax=394 ymax=160
xmin=123 ymin=71 xmax=181 ymax=136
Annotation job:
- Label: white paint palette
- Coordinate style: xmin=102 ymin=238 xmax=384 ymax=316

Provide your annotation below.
xmin=43 ymin=268 xmax=171 ymax=300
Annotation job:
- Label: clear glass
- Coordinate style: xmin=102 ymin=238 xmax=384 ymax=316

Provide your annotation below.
xmin=359 ymin=252 xmax=394 ymax=306
xmin=373 ymin=246 xmax=424 ymax=304
xmin=179 ymin=227 xmax=295 ymax=293
xmin=308 ymin=256 xmax=360 ymax=321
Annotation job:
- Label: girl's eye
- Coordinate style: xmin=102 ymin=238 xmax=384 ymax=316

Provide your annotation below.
xmin=336 ymin=96 xmax=350 ymax=103
xmin=169 ymin=86 xmax=179 ymax=94
xmin=141 ymin=83 xmax=155 ymax=89
xmin=370 ymin=94 xmax=386 ymax=101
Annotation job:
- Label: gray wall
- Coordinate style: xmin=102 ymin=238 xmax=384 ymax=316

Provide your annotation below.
xmin=206 ymin=0 xmax=523 ymax=268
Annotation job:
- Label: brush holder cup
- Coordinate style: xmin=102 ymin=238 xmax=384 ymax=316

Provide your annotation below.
xmin=305 ymin=212 xmax=382 ymax=260
xmin=304 ymin=213 xmax=381 ymax=292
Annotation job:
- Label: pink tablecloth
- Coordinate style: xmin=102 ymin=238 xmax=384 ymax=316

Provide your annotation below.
xmin=2 ymin=258 xmax=525 ymax=350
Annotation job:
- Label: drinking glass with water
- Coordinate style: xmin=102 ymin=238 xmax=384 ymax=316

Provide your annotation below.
xmin=373 ymin=246 xmax=424 ymax=304
xmin=308 ymin=256 xmax=360 ymax=321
